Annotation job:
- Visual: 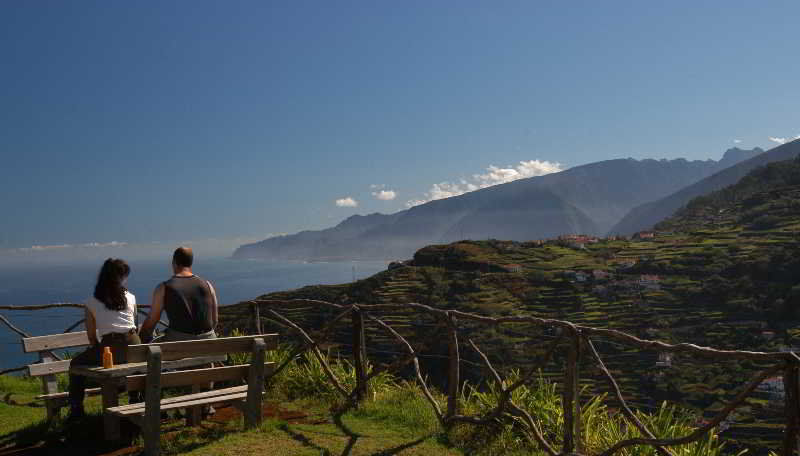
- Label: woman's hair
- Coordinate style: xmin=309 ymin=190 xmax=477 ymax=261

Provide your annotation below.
xmin=94 ymin=258 xmax=131 ymax=311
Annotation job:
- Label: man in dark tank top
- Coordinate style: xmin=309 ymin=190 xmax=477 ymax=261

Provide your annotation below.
xmin=140 ymin=247 xmax=219 ymax=342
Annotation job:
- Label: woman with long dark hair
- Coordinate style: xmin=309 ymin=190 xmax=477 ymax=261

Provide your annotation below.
xmin=67 ymin=258 xmax=141 ymax=420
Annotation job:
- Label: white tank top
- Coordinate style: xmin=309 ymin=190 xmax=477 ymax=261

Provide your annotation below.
xmin=86 ymin=291 xmax=137 ymax=338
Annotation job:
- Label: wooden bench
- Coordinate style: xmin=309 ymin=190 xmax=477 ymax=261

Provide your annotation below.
xmin=22 ymin=331 xmax=102 ymax=421
xmin=106 ymin=334 xmax=277 ymax=456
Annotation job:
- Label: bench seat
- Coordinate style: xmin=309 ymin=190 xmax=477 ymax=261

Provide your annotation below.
xmin=107 ymin=385 xmax=264 ymax=418
xmin=35 ymin=387 xmax=101 ymax=402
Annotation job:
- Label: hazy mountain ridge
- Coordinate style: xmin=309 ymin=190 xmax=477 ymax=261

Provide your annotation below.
xmin=608 ymin=144 xmax=800 ymax=235
xmin=234 ymin=150 xmax=759 ymax=261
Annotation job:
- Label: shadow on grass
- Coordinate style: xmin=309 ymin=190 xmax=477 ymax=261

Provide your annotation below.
xmin=0 ymin=414 xmax=139 ymax=456
xmin=275 ymin=413 xmax=432 ymax=456
xmin=333 ymin=412 xmax=359 ymax=456
xmin=278 ymin=422 xmax=333 ymax=455
xmin=157 ymin=420 xmax=237 ymax=455
xmin=367 ymin=435 xmax=430 ymax=456
xmin=2 ymin=407 xmax=437 ymax=456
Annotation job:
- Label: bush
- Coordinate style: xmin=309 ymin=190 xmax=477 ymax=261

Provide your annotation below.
xmin=449 ymin=371 xmax=729 ymax=456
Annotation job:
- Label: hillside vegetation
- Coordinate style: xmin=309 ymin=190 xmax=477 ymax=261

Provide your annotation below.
xmin=221 ymin=154 xmax=800 ymax=453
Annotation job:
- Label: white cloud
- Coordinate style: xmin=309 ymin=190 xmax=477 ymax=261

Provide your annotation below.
xmin=372 ymin=190 xmax=397 ymax=201
xmin=82 ymin=241 xmax=128 ymax=248
xmin=769 ymin=137 xmax=787 ymax=144
xmin=406 ymin=159 xmax=563 ymax=207
xmin=17 ymin=241 xmax=128 ymax=252
xmin=23 ymin=244 xmax=73 ymax=251
xmin=795 ymin=135 xmax=800 ymax=140
xmin=335 ymin=197 xmax=358 ymax=207
xmin=733 ymin=139 xmax=742 ymax=144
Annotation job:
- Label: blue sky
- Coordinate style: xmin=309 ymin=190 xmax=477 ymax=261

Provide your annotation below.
xmin=1 ymin=1 xmax=798 ymax=258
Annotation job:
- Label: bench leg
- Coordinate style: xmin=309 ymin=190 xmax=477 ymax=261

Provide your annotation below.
xmin=144 ymin=346 xmax=162 ymax=456
xmin=244 ymin=338 xmax=266 ymax=429
xmin=101 ymin=380 xmax=121 ymax=441
xmin=186 ymin=384 xmax=202 ymax=426
xmin=38 ymin=355 xmax=60 ymax=424
xmin=44 ymin=402 xmax=59 ymax=423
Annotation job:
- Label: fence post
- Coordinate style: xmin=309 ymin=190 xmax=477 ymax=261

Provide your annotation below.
xmin=563 ymin=327 xmax=580 ymax=454
xmin=574 ymin=336 xmax=584 ymax=454
xmin=783 ymin=361 xmax=800 ymax=456
xmin=446 ymin=313 xmax=460 ymax=420
xmin=352 ymin=306 xmax=368 ymax=403
xmin=252 ymin=302 xmax=262 ymax=334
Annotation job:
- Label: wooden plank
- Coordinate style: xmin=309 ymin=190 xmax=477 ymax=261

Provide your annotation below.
xmin=111 ymin=391 xmax=251 ymax=417
xmin=127 ymin=334 xmax=277 ymax=363
xmin=126 ymin=362 xmax=274 ymax=391
xmin=23 ymin=331 xmax=89 ymax=353
xmin=143 ymin=346 xmax=162 ymax=456
xmin=69 ymin=355 xmax=226 ymax=379
xmin=28 ymin=359 xmax=71 ymax=376
xmin=109 ymin=385 xmax=249 ymax=413
xmin=36 ymin=387 xmax=101 ymax=401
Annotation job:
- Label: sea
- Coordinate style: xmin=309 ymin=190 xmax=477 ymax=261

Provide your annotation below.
xmin=0 ymin=258 xmax=388 ymax=370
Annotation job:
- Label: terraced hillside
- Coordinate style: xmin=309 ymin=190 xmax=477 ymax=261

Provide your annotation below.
xmin=219 ymin=155 xmax=800 ymax=453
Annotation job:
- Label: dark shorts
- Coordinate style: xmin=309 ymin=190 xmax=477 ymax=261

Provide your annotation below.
xmin=71 ymin=329 xmax=141 ymax=366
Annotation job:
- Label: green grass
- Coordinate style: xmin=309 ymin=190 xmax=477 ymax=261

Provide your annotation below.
xmin=175 ymin=413 xmax=457 ymax=456
xmin=0 ymin=347 xmax=736 ymax=456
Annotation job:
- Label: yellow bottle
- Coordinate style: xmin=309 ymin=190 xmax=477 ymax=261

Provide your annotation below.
xmin=103 ymin=346 xmax=114 ymax=369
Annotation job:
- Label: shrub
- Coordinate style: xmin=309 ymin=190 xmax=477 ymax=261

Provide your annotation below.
xmin=449 ymin=371 xmax=730 ymax=456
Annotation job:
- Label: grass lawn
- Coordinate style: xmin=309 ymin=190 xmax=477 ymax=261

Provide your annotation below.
xmin=176 ymin=414 xmax=457 ymax=456
xmin=0 ymin=375 xmax=460 ymax=456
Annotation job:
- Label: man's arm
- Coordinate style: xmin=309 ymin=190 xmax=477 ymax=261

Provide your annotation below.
xmin=207 ymin=281 xmax=219 ymax=329
xmin=85 ymin=306 xmax=99 ymax=346
xmin=140 ymin=283 xmax=165 ymax=341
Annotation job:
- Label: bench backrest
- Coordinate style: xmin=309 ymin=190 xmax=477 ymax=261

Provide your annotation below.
xmin=22 ymin=331 xmax=91 ymax=377
xmin=126 ymin=334 xmax=278 ymax=363
xmin=126 ymin=362 xmax=274 ymax=391
xmin=23 ymin=331 xmax=90 ymax=353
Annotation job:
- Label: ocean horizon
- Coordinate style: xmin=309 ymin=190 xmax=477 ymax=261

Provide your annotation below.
xmin=0 ymin=257 xmax=388 ymax=369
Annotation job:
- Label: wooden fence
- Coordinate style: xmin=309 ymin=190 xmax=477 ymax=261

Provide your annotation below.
xmin=2 ymin=299 xmax=799 ymax=455
xmin=243 ymin=299 xmax=799 ymax=456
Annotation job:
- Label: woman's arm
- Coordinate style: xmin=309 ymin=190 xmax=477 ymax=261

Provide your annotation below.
xmin=85 ymin=306 xmax=99 ymax=346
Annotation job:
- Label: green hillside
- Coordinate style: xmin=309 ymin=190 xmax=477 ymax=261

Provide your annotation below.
xmin=219 ymin=155 xmax=800 ymax=453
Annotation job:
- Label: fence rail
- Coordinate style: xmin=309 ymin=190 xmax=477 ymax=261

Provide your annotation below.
xmin=242 ymin=298 xmax=800 ymax=456
xmin=2 ymin=299 xmax=798 ymax=455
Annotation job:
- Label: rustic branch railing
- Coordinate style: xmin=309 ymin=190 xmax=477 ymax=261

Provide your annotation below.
xmin=2 ymin=298 xmax=798 ymax=455
xmin=241 ymin=298 xmax=800 ymax=456
xmin=0 ymin=303 xmax=168 ymax=370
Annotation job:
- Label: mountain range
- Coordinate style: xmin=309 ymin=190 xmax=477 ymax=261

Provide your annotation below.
xmin=233 ymin=147 xmax=766 ymax=261
xmin=610 ymin=141 xmax=800 ymax=234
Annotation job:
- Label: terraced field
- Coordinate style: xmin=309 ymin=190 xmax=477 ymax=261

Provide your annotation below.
xmin=219 ymin=157 xmax=800 ymax=453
